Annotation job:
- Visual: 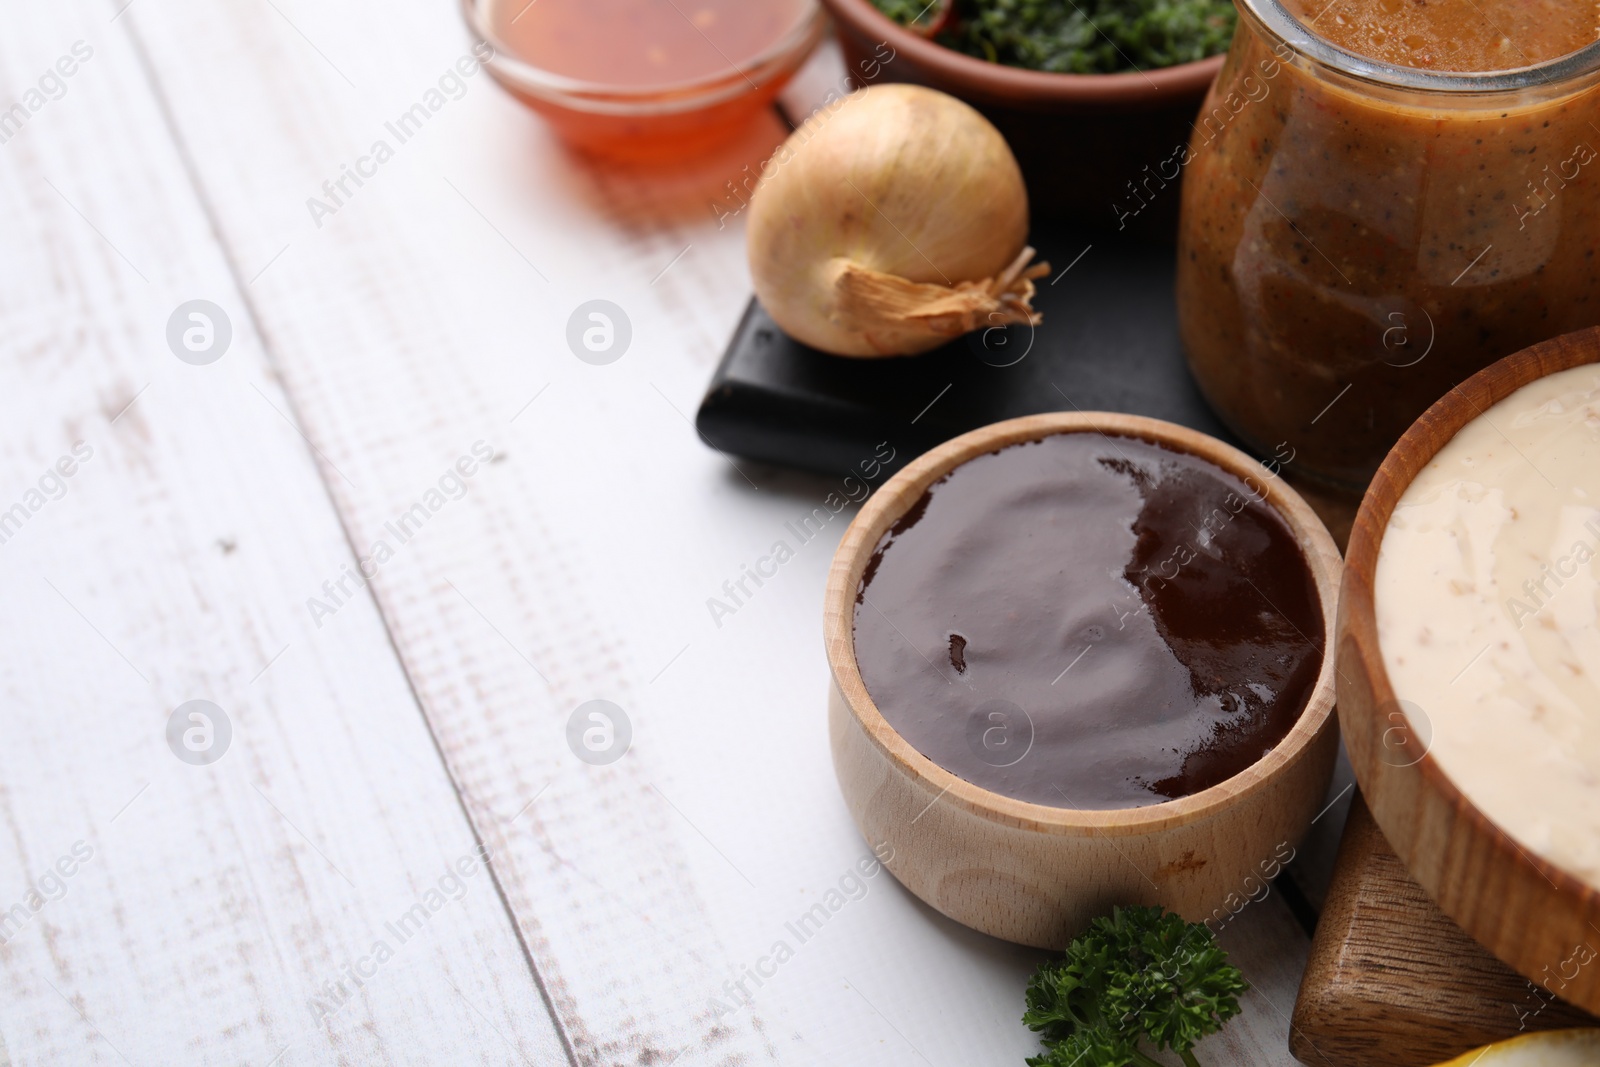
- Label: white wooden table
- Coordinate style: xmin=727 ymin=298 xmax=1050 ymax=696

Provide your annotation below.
xmin=0 ymin=3 xmax=1354 ymax=1063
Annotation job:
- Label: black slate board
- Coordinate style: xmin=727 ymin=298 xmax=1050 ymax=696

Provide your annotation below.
xmin=695 ymin=230 xmax=1240 ymax=480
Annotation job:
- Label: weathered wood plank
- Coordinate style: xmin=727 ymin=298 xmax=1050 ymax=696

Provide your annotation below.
xmin=118 ymin=2 xmax=1331 ymax=1062
xmin=0 ymin=5 xmax=567 ymax=1064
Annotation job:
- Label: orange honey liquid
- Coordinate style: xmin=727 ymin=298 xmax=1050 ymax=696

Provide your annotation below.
xmin=491 ymin=0 xmax=810 ymax=86
xmin=485 ymin=0 xmax=815 ymax=161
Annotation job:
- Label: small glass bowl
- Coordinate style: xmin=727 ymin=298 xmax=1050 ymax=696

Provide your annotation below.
xmin=460 ymin=0 xmax=827 ymax=163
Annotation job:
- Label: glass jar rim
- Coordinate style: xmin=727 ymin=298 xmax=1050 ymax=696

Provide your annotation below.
xmin=1238 ymin=0 xmax=1600 ymax=93
xmin=460 ymin=0 xmax=825 ymax=106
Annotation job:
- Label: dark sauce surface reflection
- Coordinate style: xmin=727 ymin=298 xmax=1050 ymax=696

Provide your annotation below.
xmin=854 ymin=433 xmax=1323 ymax=809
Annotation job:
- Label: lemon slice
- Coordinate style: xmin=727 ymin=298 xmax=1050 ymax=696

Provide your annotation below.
xmin=1433 ymin=1030 xmax=1600 ymax=1065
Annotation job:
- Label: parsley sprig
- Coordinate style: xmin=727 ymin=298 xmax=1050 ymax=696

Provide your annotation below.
xmin=1023 ymin=906 xmax=1247 ymax=1067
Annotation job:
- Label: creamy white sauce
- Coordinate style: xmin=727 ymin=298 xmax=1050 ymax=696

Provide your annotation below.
xmin=1376 ymin=364 xmax=1600 ymax=888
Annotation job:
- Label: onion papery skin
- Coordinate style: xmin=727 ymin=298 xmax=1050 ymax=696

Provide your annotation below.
xmin=747 ymin=83 xmax=1037 ymax=358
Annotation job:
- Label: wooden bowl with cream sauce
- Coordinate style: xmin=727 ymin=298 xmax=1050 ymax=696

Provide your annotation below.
xmin=1341 ymin=326 xmax=1600 ymax=1014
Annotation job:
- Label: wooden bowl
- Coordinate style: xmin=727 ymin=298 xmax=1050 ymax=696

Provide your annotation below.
xmin=824 ymin=412 xmax=1343 ymax=946
xmin=819 ymin=0 xmax=1223 ymax=238
xmin=1340 ymin=327 xmax=1600 ymax=1014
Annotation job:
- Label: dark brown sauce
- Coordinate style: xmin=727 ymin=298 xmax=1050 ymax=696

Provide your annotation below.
xmin=853 ymin=433 xmax=1323 ymax=809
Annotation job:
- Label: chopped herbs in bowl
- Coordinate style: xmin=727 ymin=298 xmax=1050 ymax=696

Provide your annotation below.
xmin=824 ymin=0 xmax=1229 ymax=232
xmin=870 ymin=0 xmax=1237 ymax=73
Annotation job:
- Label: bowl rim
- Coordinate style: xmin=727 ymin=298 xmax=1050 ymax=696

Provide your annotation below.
xmin=820 ymin=0 xmax=1226 ymax=103
xmin=824 ymin=411 xmax=1343 ymax=837
xmin=1340 ymin=327 xmax=1600 ymax=902
xmin=460 ymin=0 xmax=827 ymax=113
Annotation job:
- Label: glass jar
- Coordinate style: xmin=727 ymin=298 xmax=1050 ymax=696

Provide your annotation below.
xmin=461 ymin=0 xmax=825 ymax=164
xmin=1176 ymin=0 xmax=1600 ymax=488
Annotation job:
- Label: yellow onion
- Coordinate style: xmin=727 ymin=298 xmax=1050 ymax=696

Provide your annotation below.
xmin=746 ymin=83 xmax=1047 ymax=358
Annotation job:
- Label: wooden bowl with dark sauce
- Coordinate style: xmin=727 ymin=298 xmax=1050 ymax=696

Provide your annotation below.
xmin=825 ymin=412 xmax=1342 ymax=946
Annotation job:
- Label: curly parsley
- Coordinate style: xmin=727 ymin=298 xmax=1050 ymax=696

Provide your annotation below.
xmin=871 ymin=0 xmax=1237 ymax=74
xmin=1023 ymin=906 xmax=1247 ymax=1067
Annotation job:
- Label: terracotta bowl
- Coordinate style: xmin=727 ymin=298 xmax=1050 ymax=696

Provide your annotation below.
xmin=825 ymin=412 xmax=1342 ymax=946
xmin=1340 ymin=327 xmax=1600 ymax=1014
xmin=819 ymin=0 xmax=1224 ymax=237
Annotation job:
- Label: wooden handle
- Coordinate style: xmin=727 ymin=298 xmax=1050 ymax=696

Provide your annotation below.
xmin=1291 ymin=794 xmax=1598 ymax=1067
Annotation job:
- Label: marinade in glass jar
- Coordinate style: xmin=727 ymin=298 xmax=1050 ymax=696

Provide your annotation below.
xmin=1177 ymin=0 xmax=1600 ymax=487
